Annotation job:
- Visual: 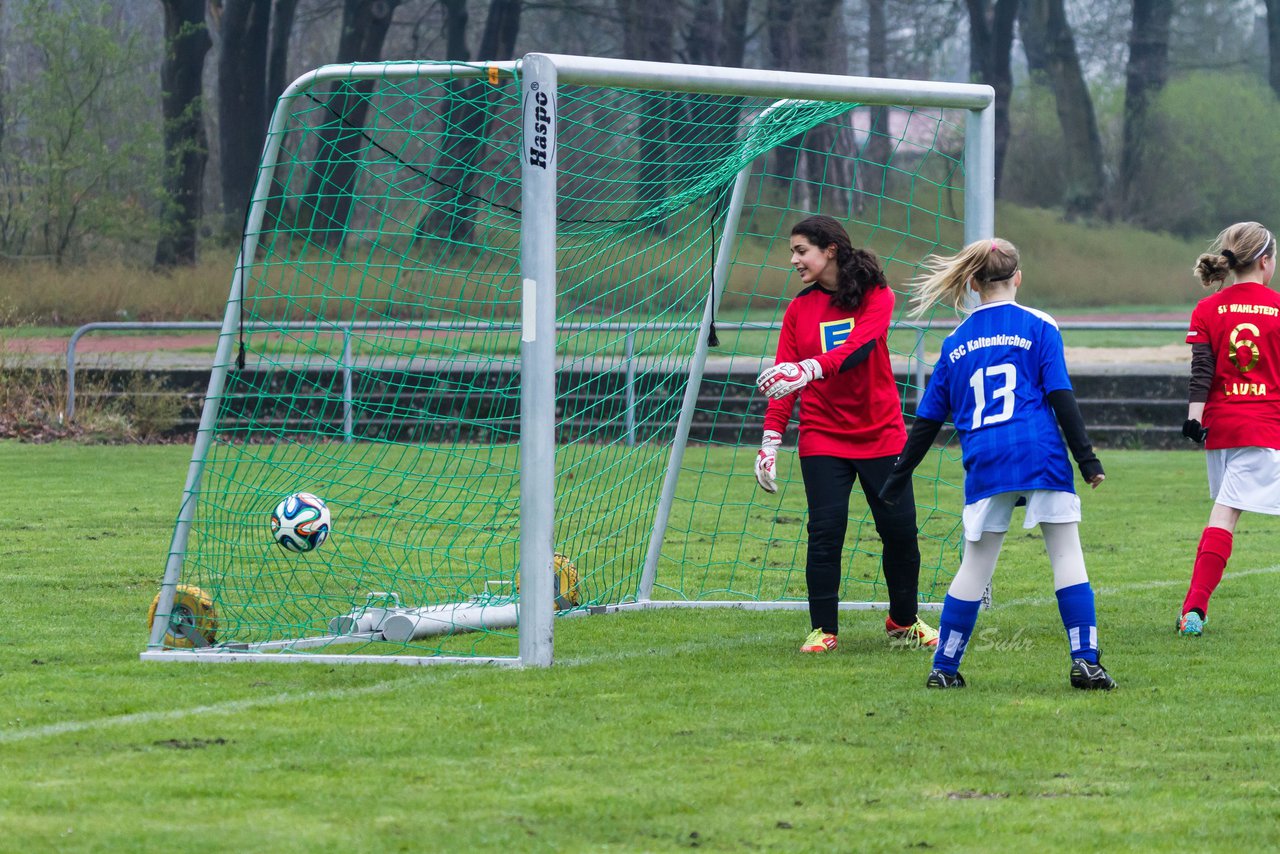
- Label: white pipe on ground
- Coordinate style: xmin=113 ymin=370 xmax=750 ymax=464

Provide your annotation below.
xmin=379 ymin=602 xmax=520 ymax=643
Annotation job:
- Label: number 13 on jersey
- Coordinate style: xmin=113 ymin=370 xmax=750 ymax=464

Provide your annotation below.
xmin=969 ymin=364 xmax=1017 ymax=429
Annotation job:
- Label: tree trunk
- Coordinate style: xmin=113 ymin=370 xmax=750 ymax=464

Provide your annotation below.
xmin=1119 ymin=0 xmax=1172 ymax=219
xmin=218 ymin=0 xmax=271 ymax=235
xmin=766 ymin=0 xmax=801 ymax=192
xmin=1019 ymin=0 xmax=1048 ymax=74
xmin=964 ymin=0 xmax=1018 ymax=198
xmin=767 ymin=0 xmax=852 ymax=215
xmin=721 ymin=0 xmax=750 ymax=67
xmin=442 ymin=0 xmax=470 ymax=60
xmin=477 ymin=0 xmax=522 ymax=58
xmin=1020 ymin=0 xmax=1104 ymax=216
xmin=303 ymin=0 xmax=400 ymax=249
xmin=156 ymin=0 xmax=212 ymax=267
xmin=672 ymin=0 xmax=743 ymax=197
xmin=0 ymin=0 xmax=6 ymax=159
xmin=862 ymin=0 xmax=892 ymax=207
xmin=618 ymin=0 xmax=675 ymax=217
xmin=418 ymin=0 xmax=522 ymax=245
xmin=1269 ymin=1 xmax=1280 ymax=98
xmin=266 ymin=0 xmax=300 ymax=109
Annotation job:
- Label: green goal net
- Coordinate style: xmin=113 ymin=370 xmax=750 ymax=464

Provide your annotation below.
xmin=145 ymin=56 xmax=992 ymax=664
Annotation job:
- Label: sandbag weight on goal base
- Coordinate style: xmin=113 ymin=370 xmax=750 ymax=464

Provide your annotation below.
xmin=147 ymin=584 xmax=218 ymax=648
xmin=516 ymin=552 xmax=582 ymax=610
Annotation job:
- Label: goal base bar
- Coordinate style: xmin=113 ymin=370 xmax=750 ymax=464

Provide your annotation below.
xmin=139 ymin=650 xmax=523 ymax=666
xmin=138 ymin=600 xmax=946 ymax=665
xmin=594 ymin=600 xmax=944 ymax=614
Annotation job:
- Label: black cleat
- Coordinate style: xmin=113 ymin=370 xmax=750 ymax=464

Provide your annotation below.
xmin=925 ymin=668 xmax=966 ymax=689
xmin=1069 ymin=658 xmax=1116 ymax=691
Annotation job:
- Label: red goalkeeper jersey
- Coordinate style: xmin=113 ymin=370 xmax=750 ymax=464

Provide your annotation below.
xmin=762 ymin=283 xmax=906 ymax=459
xmin=1187 ymin=280 xmax=1280 ymax=450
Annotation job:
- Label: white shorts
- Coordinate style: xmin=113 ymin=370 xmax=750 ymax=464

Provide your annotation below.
xmin=1206 ymin=447 xmax=1280 ymax=515
xmin=962 ymin=490 xmax=1082 ymax=542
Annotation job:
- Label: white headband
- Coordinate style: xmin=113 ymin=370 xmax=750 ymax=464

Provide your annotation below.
xmin=1250 ymin=231 xmax=1274 ymax=264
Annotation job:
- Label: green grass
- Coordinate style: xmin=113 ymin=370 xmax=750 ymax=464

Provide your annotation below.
xmin=2 ymin=443 xmax=1279 ymax=850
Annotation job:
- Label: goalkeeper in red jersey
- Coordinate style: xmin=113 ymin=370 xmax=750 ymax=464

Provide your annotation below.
xmin=1178 ymin=221 xmax=1280 ymax=637
xmin=753 ymin=215 xmax=938 ymax=653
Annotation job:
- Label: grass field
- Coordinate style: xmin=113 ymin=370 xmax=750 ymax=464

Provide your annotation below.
xmin=3 ymin=442 xmax=1279 ymax=851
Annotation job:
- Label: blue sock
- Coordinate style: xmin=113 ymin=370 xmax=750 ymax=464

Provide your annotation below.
xmin=932 ymin=594 xmax=982 ymax=674
xmin=1055 ymin=581 xmax=1099 ymax=664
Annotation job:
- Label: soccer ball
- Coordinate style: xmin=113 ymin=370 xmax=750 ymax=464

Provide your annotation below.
xmin=271 ymin=492 xmax=331 ymax=552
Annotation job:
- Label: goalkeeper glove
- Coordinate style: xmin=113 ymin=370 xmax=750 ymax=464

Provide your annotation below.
xmin=756 ymin=358 xmax=822 ymax=400
xmin=754 ymin=430 xmax=782 ymax=494
xmin=1182 ymin=419 xmax=1208 ymax=444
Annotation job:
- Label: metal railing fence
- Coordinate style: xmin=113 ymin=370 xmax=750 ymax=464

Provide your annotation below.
xmin=63 ymin=319 xmax=1189 ymax=440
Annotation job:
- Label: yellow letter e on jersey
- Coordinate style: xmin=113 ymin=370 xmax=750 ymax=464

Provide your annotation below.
xmin=818 ymin=318 xmax=854 ymax=353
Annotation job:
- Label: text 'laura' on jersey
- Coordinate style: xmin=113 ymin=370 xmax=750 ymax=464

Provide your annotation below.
xmin=1187 ymin=280 xmax=1280 ymax=450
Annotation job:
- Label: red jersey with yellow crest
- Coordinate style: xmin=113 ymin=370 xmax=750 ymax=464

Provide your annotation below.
xmin=762 ymin=283 xmax=906 ymax=458
xmin=1187 ymin=280 xmax=1280 ymax=450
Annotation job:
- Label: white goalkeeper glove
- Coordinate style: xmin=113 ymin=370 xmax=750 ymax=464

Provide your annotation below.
xmin=756 ymin=358 xmax=822 ymax=400
xmin=754 ymin=430 xmax=782 ymax=494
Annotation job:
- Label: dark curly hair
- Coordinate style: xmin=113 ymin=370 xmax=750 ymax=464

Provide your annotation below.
xmin=790 ymin=215 xmax=887 ymax=310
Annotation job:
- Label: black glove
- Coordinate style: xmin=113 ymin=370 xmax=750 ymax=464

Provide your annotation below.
xmin=1078 ymin=456 xmax=1104 ymax=483
xmin=1182 ymin=419 xmax=1208 ymax=444
xmin=879 ymin=467 xmax=911 ymax=506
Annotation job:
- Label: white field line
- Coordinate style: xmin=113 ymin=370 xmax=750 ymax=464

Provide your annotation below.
xmin=11 ymin=566 xmax=1279 ymax=743
xmin=991 ymin=564 xmax=1280 ymax=610
xmin=0 ymin=632 xmax=750 ymax=744
xmin=0 ymin=679 xmax=404 ymax=745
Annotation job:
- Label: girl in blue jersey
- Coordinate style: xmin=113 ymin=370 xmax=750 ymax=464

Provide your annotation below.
xmin=879 ymin=237 xmax=1115 ymax=690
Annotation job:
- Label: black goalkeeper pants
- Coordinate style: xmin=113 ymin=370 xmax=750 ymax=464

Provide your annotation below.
xmin=799 ymin=454 xmax=921 ymax=633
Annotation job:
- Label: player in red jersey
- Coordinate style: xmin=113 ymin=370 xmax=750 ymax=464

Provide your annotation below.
xmin=753 ymin=215 xmax=938 ymax=653
xmin=1179 ymin=221 xmax=1280 ymax=636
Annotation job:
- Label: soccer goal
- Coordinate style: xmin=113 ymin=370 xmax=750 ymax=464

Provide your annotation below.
xmin=143 ymin=53 xmax=994 ymax=666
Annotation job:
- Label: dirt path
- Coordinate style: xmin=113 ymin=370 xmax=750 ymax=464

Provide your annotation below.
xmin=2 ymin=312 xmax=1193 ymax=366
xmin=3 ymin=334 xmax=219 ymax=356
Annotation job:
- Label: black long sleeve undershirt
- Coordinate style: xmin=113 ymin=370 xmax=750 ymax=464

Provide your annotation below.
xmin=878 ymin=416 xmax=944 ymax=505
xmin=1047 ymin=388 xmax=1104 ymax=482
xmin=1189 ymin=342 xmax=1215 ymax=403
xmin=880 ymin=389 xmax=1103 ymax=506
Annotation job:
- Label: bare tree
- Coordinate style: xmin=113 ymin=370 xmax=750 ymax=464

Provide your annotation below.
xmin=767 ymin=0 xmax=854 ymax=214
xmin=1119 ymin=0 xmax=1172 ymax=219
xmin=721 ymin=0 xmax=750 ymax=67
xmin=419 ymin=0 xmax=523 ymax=244
xmin=1265 ymin=0 xmax=1280 ymax=98
xmin=1019 ymin=0 xmax=1104 ymax=217
xmin=618 ymin=0 xmax=675 ymax=214
xmin=156 ymin=0 xmax=212 ymax=267
xmin=217 ymin=0 xmax=271 ymax=235
xmin=673 ymin=0 xmax=751 ymax=201
xmin=964 ymin=0 xmax=1019 ymax=196
xmin=302 ymin=0 xmax=401 ymax=249
xmin=266 ymin=0 xmax=300 ymax=108
xmin=0 ymin=0 xmax=6 ymax=159
xmin=862 ymin=0 xmax=891 ymax=206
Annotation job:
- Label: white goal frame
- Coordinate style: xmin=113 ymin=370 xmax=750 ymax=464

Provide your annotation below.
xmin=142 ymin=53 xmax=994 ymax=668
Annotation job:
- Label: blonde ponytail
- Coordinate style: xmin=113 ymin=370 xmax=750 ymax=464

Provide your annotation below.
xmin=907 ymin=238 xmax=1020 ymax=318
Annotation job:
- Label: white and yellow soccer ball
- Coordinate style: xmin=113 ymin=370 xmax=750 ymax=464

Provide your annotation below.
xmin=270 ymin=492 xmax=331 ymax=552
